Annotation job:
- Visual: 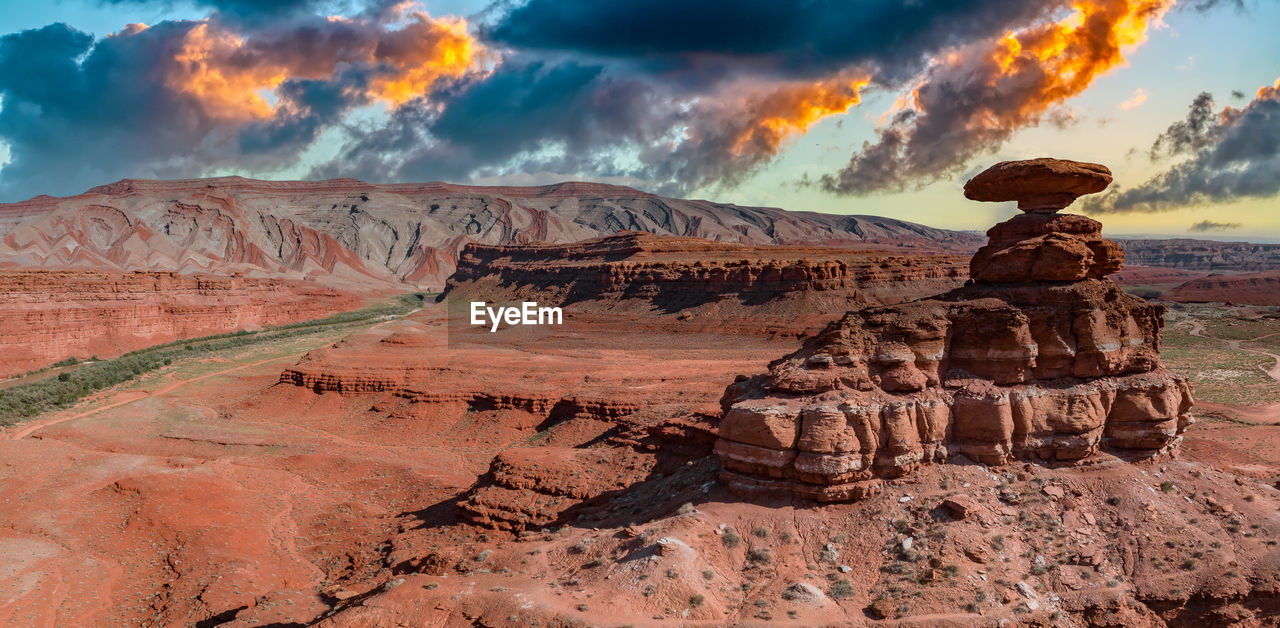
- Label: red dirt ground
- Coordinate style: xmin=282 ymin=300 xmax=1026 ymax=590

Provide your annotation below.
xmin=2 ymin=302 xmax=1279 ymax=626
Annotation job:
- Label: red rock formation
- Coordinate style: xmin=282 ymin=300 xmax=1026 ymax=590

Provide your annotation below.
xmin=1166 ymin=270 xmax=1280 ymax=305
xmin=0 ymin=269 xmax=362 ymax=376
xmin=717 ymin=158 xmax=1194 ymax=501
xmin=1118 ymin=238 xmax=1280 ymax=272
xmin=443 ymin=231 xmax=969 ymax=336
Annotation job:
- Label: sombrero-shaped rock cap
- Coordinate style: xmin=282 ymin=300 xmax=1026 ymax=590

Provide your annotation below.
xmin=963 ymin=157 xmax=1112 ymax=213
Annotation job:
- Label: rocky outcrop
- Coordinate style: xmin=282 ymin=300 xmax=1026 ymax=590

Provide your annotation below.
xmin=1166 ymin=270 xmax=1280 ymax=306
xmin=449 ymin=232 xmax=966 ymax=302
xmin=457 ymin=447 xmax=657 ymax=531
xmin=442 ymin=232 xmax=968 ymax=336
xmin=716 ymin=158 xmax=1194 ymax=502
xmin=0 ymin=177 xmax=983 ymax=291
xmin=0 ymin=270 xmax=361 ymax=376
xmin=1117 ymin=239 xmax=1280 ymax=272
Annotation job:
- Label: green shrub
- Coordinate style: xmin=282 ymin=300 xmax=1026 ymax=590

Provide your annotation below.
xmin=746 ymin=548 xmax=772 ymax=564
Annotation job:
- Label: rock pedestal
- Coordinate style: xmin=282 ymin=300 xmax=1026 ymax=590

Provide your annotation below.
xmin=716 ymin=158 xmax=1193 ymax=502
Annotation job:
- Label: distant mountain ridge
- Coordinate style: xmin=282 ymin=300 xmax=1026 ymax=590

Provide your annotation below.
xmin=0 ymin=176 xmax=984 ymax=290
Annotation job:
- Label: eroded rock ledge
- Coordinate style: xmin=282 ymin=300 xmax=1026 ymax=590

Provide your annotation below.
xmin=716 ymin=158 xmax=1194 ymax=501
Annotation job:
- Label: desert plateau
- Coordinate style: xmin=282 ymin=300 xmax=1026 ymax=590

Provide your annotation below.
xmin=2 ymin=1 xmax=1279 ymax=626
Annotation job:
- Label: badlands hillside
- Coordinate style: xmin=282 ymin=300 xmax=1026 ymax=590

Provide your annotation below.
xmin=0 ymin=177 xmax=982 ymax=291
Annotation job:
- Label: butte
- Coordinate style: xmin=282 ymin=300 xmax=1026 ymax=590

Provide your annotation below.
xmin=714 ymin=158 xmax=1195 ymax=500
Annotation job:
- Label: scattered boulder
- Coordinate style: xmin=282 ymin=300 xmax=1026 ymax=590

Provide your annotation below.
xmin=781 ymin=582 xmax=827 ymax=604
xmin=941 ymin=495 xmax=979 ymax=519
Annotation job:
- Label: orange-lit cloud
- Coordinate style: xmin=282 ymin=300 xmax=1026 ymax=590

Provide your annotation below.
xmin=1120 ymin=87 xmax=1147 ymax=110
xmin=824 ymin=0 xmax=1174 ymax=194
xmin=164 ymin=11 xmax=485 ymax=122
xmin=659 ymin=72 xmax=870 ymax=191
xmin=169 ymin=23 xmax=286 ymax=120
xmin=987 ymin=0 xmax=1170 ymax=115
xmin=368 ymin=13 xmax=481 ymax=105
xmin=725 ymin=75 xmax=870 ymax=158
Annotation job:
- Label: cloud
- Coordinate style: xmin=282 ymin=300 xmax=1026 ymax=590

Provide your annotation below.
xmin=1188 ymin=220 xmax=1242 ymax=232
xmin=1149 ymin=91 xmax=1217 ymax=157
xmin=312 ymin=59 xmax=869 ymax=194
xmin=0 ymin=8 xmax=486 ymax=200
xmin=485 ymin=0 xmax=1062 ymax=84
xmin=98 ymin=0 xmax=402 ymax=24
xmin=0 ymin=0 xmax=1227 ymax=200
xmin=1083 ymin=78 xmax=1280 ymax=213
xmin=1120 ymin=88 xmax=1147 ymax=110
xmin=820 ymin=0 xmax=1175 ymax=195
xmin=313 ymin=0 xmax=1063 ymax=194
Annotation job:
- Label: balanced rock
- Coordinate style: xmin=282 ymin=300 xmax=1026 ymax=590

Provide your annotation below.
xmin=969 ymin=213 xmax=1124 ymax=283
xmin=715 ymin=158 xmax=1192 ymax=502
xmin=963 ymin=158 xmax=1112 ymax=213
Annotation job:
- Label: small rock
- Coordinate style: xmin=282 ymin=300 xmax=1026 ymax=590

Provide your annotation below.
xmin=964 ymin=546 xmax=989 ymax=564
xmin=899 ymin=495 xmax=914 ymax=503
xmin=1043 ymin=485 xmax=1065 ymax=499
xmin=942 ymin=495 xmax=978 ymax=519
xmin=806 ymin=355 xmax=835 ymax=368
xmin=1074 ymin=550 xmax=1103 ymax=567
xmin=865 ymin=598 xmax=895 ymax=620
xmin=902 ymin=537 xmax=914 ymax=551
xmin=838 ymin=565 xmax=852 ymax=573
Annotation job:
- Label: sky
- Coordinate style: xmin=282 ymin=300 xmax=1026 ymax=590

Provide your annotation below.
xmin=0 ymin=0 xmax=1276 ymax=238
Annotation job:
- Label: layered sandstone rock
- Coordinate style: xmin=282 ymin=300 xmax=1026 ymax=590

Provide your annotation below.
xmin=717 ymin=158 xmax=1194 ymax=501
xmin=442 ymin=232 xmax=968 ymax=336
xmin=0 ymin=270 xmax=361 ymax=376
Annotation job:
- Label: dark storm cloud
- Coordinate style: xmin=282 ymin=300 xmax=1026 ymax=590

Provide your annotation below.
xmin=1150 ymin=92 xmax=1218 ymax=158
xmin=311 ymin=59 xmax=680 ymax=184
xmin=98 ymin=0 xmax=403 ymax=23
xmin=1189 ymin=220 xmax=1242 ymax=232
xmin=486 ymin=0 xmax=1061 ymax=83
xmin=1083 ymin=81 xmax=1280 ymax=213
xmin=316 ymin=56 xmax=872 ymax=195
